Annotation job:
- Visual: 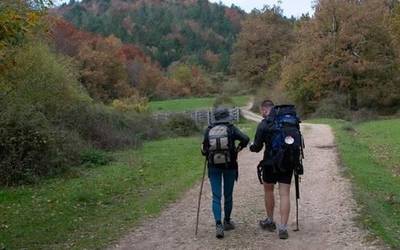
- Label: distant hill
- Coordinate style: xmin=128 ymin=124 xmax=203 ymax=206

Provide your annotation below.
xmin=57 ymin=0 xmax=245 ymax=72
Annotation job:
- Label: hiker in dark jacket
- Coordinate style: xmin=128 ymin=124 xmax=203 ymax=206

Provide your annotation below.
xmin=250 ymin=100 xmax=292 ymax=239
xmin=202 ymin=107 xmax=249 ymax=239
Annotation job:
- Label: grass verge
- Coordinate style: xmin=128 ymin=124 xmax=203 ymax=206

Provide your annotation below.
xmin=149 ymin=95 xmax=249 ymax=112
xmin=308 ymin=118 xmax=400 ymax=247
xmin=0 ymin=136 xmax=204 ymax=249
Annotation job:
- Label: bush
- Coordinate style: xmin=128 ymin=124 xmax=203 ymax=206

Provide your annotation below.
xmin=0 ymin=106 xmax=82 ymax=185
xmin=1 ymin=42 xmax=89 ymax=118
xmin=251 ymin=84 xmax=291 ymax=112
xmin=351 ymin=108 xmax=378 ymax=123
xmin=61 ymin=103 xmax=155 ymax=150
xmin=164 ymin=114 xmax=200 ymax=137
xmin=311 ymin=94 xmax=351 ymax=120
xmin=80 ymin=149 xmax=113 ymax=167
xmin=111 ymin=95 xmax=149 ymax=113
xmin=0 ymin=42 xmax=162 ymax=185
xmin=214 ymin=94 xmax=234 ymax=108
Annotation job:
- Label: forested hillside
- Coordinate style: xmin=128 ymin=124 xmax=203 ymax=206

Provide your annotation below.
xmin=58 ymin=0 xmax=245 ymax=72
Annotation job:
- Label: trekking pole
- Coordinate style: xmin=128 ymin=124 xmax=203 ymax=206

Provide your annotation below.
xmin=294 ymin=173 xmax=300 ymax=231
xmin=195 ymin=158 xmax=207 ymax=236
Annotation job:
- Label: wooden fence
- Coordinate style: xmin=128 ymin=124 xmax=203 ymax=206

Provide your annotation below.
xmin=153 ymin=107 xmax=240 ymax=125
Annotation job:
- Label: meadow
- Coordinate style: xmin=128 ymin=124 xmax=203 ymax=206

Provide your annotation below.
xmin=149 ymin=96 xmax=250 ymax=112
xmin=310 ymin=119 xmax=400 ymax=247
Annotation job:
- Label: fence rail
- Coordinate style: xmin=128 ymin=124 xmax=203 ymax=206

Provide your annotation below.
xmin=153 ymin=107 xmax=240 ymax=125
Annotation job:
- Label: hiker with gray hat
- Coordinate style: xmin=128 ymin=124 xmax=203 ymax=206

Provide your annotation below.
xmin=201 ymin=107 xmax=249 ymax=239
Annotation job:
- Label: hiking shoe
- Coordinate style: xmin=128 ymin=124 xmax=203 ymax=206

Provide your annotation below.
xmin=216 ymin=224 xmax=224 ymax=239
xmin=279 ymin=229 xmax=289 ymax=239
xmin=259 ymin=218 xmax=277 ymax=232
xmin=223 ymin=219 xmax=235 ymax=231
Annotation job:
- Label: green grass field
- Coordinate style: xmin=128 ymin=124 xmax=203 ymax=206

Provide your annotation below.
xmin=0 ymin=136 xmax=205 ymax=249
xmin=149 ymin=95 xmax=249 ymax=112
xmin=310 ymin=119 xmax=400 ymax=247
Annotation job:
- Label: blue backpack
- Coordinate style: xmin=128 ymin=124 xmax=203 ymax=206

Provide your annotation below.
xmin=269 ymin=105 xmax=304 ymax=175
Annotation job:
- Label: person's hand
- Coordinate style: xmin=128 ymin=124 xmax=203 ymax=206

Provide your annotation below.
xmin=249 ymin=142 xmax=255 ymax=152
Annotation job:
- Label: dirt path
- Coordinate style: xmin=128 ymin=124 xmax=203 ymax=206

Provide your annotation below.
xmin=111 ymin=111 xmax=378 ymax=250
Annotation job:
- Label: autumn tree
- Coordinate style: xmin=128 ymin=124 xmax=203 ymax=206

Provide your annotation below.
xmin=231 ymin=6 xmax=295 ymax=88
xmin=77 ymin=36 xmax=135 ymax=103
xmin=0 ymin=0 xmax=53 ymax=72
xmin=281 ymin=0 xmax=400 ymax=113
xmin=58 ymin=0 xmax=245 ymax=72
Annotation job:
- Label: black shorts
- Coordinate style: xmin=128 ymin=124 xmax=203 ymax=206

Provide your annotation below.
xmin=262 ymin=166 xmax=293 ymax=184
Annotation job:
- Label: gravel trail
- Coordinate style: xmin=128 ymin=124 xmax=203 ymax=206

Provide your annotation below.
xmin=111 ymin=111 xmax=378 ymax=250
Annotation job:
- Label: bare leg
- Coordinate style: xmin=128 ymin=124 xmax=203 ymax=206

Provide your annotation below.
xmin=279 ymin=183 xmax=291 ymax=225
xmin=263 ymin=183 xmax=275 ymax=219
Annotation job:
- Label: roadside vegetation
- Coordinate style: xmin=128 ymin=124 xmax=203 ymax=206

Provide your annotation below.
xmin=0 ymin=136 xmax=203 ymax=249
xmin=0 ymin=119 xmax=255 ymax=249
xmin=310 ymin=119 xmax=400 ymax=247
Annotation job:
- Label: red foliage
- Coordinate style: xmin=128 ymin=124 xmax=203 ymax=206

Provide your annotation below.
xmin=50 ymin=17 xmax=200 ymax=101
xmin=117 ymin=44 xmax=148 ymax=64
xmin=50 ymin=17 xmax=92 ymax=57
xmin=225 ymin=8 xmax=242 ymax=30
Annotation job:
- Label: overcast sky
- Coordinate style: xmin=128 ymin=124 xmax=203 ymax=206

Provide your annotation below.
xmin=55 ymin=0 xmax=315 ymax=18
xmin=209 ymin=0 xmax=315 ymax=17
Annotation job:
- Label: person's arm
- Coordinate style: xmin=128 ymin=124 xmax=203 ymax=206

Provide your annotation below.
xmin=250 ymin=122 xmax=265 ymax=152
xmin=201 ymin=128 xmax=210 ymax=156
xmin=232 ymin=126 xmax=250 ymax=150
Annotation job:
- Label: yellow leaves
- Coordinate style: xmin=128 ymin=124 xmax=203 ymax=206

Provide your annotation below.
xmin=0 ymin=2 xmax=45 ymax=50
xmin=27 ymin=12 xmax=41 ymax=26
xmin=112 ymin=95 xmax=149 ymax=113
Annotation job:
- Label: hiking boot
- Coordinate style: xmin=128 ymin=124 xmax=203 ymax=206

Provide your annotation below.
xmin=223 ymin=219 xmax=235 ymax=231
xmin=216 ymin=224 xmax=224 ymax=239
xmin=279 ymin=229 xmax=289 ymax=239
xmin=259 ymin=218 xmax=276 ymax=232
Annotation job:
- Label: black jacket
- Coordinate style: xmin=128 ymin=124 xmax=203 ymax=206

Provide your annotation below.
xmin=202 ymin=122 xmax=249 ymax=169
xmin=249 ymin=116 xmax=275 ymax=160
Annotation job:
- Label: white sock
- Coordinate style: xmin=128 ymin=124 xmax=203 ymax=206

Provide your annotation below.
xmin=279 ymin=224 xmax=288 ymax=231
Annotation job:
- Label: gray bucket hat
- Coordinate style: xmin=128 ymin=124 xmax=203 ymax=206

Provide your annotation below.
xmin=213 ymin=107 xmax=231 ymax=123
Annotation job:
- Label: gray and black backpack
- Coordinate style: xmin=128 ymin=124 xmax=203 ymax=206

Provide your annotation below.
xmin=207 ymin=124 xmax=232 ymax=165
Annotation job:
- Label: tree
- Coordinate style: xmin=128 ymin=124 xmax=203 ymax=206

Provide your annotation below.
xmin=0 ymin=0 xmax=52 ymax=72
xmin=58 ymin=0 xmax=245 ymax=72
xmin=231 ymin=6 xmax=295 ymax=88
xmin=281 ymin=0 xmax=400 ymax=113
xmin=77 ymin=36 xmax=134 ymax=103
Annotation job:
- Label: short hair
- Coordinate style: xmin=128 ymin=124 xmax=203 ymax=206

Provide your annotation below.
xmin=261 ymin=100 xmax=274 ymax=108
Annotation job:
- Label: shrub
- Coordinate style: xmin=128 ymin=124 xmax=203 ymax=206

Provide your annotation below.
xmin=214 ymin=94 xmax=234 ymax=108
xmin=351 ymin=108 xmax=378 ymax=123
xmin=0 ymin=106 xmax=82 ymax=186
xmin=311 ymin=94 xmax=351 ymax=120
xmin=111 ymin=95 xmax=149 ymax=113
xmin=80 ymin=149 xmax=113 ymax=167
xmin=1 ymin=42 xmax=89 ymax=118
xmin=164 ymin=114 xmax=200 ymax=137
xmin=221 ymin=78 xmax=249 ymax=96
